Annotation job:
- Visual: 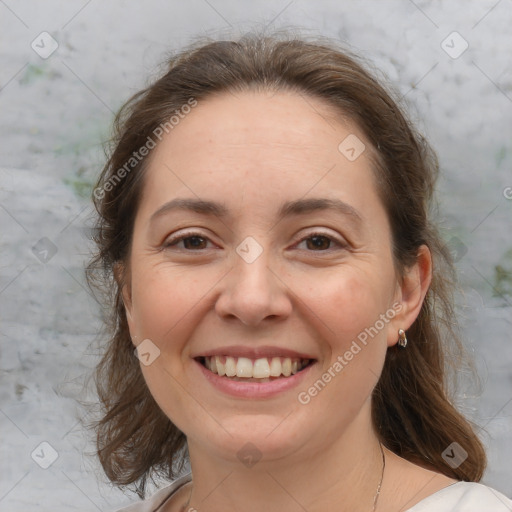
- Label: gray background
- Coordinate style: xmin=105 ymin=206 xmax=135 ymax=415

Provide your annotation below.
xmin=0 ymin=0 xmax=511 ymax=510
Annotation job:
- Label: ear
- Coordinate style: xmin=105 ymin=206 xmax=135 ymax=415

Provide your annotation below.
xmin=114 ymin=261 xmax=136 ymax=342
xmin=387 ymin=245 xmax=432 ymax=347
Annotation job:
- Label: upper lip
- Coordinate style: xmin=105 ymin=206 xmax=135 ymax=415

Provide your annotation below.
xmin=192 ymin=345 xmax=316 ymax=360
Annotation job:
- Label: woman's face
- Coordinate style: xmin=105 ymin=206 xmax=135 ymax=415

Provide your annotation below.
xmin=122 ymin=90 xmax=421 ymax=465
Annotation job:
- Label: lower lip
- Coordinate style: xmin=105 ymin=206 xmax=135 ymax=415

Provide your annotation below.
xmin=194 ymin=359 xmax=315 ymax=399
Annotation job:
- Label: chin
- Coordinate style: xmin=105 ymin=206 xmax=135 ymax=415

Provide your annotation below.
xmin=188 ymin=411 xmax=312 ymax=465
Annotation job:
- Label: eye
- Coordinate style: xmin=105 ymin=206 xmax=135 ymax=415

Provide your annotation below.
xmin=295 ymin=232 xmax=346 ymax=252
xmin=162 ymin=230 xmax=346 ymax=253
xmin=163 ymin=231 xmax=214 ymax=251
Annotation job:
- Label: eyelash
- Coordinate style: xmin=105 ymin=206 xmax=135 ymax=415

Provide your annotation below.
xmin=163 ymin=230 xmax=347 ymax=252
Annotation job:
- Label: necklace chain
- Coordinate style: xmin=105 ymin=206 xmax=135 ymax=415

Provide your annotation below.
xmin=373 ymin=441 xmax=386 ymax=512
xmin=180 ymin=442 xmax=386 ymax=512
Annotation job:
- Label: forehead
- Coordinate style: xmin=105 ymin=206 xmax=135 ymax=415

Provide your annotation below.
xmin=159 ymin=89 xmax=352 ymax=155
xmin=138 ymin=90 xmax=378 ymax=217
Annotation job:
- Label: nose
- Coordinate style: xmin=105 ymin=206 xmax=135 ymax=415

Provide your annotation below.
xmin=214 ymin=246 xmax=293 ymax=327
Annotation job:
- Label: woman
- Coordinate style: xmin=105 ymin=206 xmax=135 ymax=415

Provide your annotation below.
xmin=88 ymin=32 xmax=512 ymax=511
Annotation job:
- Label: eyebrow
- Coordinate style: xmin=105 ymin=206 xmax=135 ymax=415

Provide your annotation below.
xmin=150 ymin=197 xmax=362 ymax=223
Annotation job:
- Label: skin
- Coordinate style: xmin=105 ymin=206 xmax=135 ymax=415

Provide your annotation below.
xmin=120 ymin=90 xmax=457 ymax=512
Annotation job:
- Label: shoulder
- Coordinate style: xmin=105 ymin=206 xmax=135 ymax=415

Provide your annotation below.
xmin=113 ymin=473 xmax=192 ymax=512
xmin=407 ymin=482 xmax=512 ymax=512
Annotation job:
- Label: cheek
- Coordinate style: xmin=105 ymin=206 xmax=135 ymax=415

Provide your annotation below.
xmin=130 ymin=264 xmax=216 ymax=343
xmin=299 ymin=281 xmax=384 ymax=408
xmin=297 ymin=265 xmax=393 ymax=346
xmin=129 ymin=265 xmax=214 ymax=430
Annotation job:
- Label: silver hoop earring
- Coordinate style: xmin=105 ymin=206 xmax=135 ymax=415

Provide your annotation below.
xmin=398 ymin=329 xmax=407 ymax=348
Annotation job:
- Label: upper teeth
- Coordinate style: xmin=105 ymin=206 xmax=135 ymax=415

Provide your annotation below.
xmin=203 ymin=356 xmax=309 ymax=378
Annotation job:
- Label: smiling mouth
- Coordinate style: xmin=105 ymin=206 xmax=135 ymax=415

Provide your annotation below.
xmin=196 ymin=355 xmax=314 ymax=382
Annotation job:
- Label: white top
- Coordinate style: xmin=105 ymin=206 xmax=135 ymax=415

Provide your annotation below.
xmin=407 ymin=481 xmax=512 ymax=511
xmin=115 ymin=474 xmax=512 ymax=512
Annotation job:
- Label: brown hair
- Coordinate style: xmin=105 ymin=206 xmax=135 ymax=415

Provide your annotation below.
xmin=87 ymin=31 xmax=486 ymax=498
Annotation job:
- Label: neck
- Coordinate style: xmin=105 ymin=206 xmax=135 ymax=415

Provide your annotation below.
xmin=183 ymin=404 xmax=386 ymax=512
